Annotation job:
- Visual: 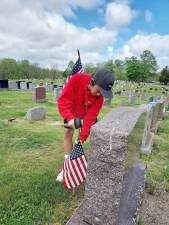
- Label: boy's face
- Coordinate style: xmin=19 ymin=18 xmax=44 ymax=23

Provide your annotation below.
xmin=89 ymin=84 xmax=102 ymax=97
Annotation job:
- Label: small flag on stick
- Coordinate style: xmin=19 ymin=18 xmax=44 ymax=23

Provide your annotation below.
xmin=63 ymin=140 xmax=87 ymax=189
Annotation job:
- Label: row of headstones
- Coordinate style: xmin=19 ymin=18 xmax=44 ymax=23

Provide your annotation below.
xmin=113 ymin=80 xmax=169 ymax=97
xmin=66 ymin=99 xmax=166 ymax=225
xmin=119 ymin=95 xmax=164 ymax=107
xmin=32 ymin=86 xmax=63 ymax=102
xmin=8 ymin=81 xmax=56 ymax=91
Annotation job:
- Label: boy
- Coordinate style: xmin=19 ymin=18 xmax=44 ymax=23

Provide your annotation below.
xmin=56 ymin=68 xmax=115 ymax=181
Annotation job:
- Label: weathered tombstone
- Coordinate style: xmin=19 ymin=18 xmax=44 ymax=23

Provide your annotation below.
xmin=66 ymin=107 xmax=148 ymax=225
xmin=117 ymin=161 xmax=146 ymax=225
xmin=0 ymin=80 xmax=8 ymax=89
xmin=20 ymin=82 xmax=27 ymax=90
xmin=33 ymin=86 xmax=47 ymax=102
xmin=29 ymin=83 xmax=36 ymax=90
xmin=26 ymin=106 xmax=46 ymax=121
xmin=140 ymin=104 xmax=155 ymax=154
xmin=129 ymin=95 xmax=137 ymax=105
xmin=45 ymin=83 xmax=53 ymax=91
xmin=9 ymin=82 xmax=18 ymax=90
xmin=54 ymin=87 xmax=62 ymax=101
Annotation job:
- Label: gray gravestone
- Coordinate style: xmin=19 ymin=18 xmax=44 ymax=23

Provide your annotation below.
xmin=117 ymin=161 xmax=146 ymax=225
xmin=129 ymin=95 xmax=137 ymax=105
xmin=9 ymin=82 xmax=18 ymax=90
xmin=20 ymin=82 xmax=27 ymax=90
xmin=67 ymin=107 xmax=147 ymax=225
xmin=29 ymin=83 xmax=36 ymax=91
xmin=45 ymin=84 xmax=53 ymax=91
xmin=26 ymin=106 xmax=46 ymax=121
xmin=140 ymin=104 xmax=155 ymax=154
xmin=54 ymin=87 xmax=62 ymax=101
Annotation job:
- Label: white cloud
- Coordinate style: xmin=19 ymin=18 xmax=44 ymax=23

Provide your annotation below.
xmin=105 ymin=2 xmax=138 ymax=29
xmin=144 ymin=10 xmax=153 ymax=23
xmin=0 ymin=0 xmax=119 ymax=69
xmin=2 ymin=0 xmax=167 ymax=71
xmin=113 ymin=33 xmax=169 ymax=69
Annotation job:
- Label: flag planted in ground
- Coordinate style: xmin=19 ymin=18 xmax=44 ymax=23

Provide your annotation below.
xmin=63 ymin=140 xmax=87 ymax=189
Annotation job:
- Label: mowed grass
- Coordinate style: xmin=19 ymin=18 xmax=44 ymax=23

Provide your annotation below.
xmin=141 ymin=114 xmax=169 ymax=192
xmin=0 ymin=90 xmax=78 ymax=225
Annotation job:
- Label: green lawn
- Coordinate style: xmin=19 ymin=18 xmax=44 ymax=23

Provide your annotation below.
xmin=0 ymin=90 xmax=169 ymax=225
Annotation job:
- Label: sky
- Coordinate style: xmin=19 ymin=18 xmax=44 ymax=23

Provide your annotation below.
xmin=0 ymin=0 xmax=169 ymax=70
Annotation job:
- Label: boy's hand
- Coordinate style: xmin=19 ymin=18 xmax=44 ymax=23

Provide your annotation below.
xmin=66 ymin=119 xmax=75 ymax=128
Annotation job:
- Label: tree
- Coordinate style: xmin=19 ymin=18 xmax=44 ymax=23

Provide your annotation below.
xmin=62 ymin=61 xmax=74 ymax=78
xmin=126 ymin=56 xmax=144 ymax=82
xmin=0 ymin=58 xmax=17 ymax=79
xmin=84 ymin=63 xmax=97 ymax=74
xmin=159 ymin=66 xmax=169 ymax=85
xmin=114 ymin=59 xmax=127 ymax=80
xmin=140 ymin=50 xmax=158 ymax=81
xmin=104 ymin=60 xmax=114 ymax=73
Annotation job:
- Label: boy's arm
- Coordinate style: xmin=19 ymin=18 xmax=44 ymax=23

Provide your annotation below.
xmin=79 ymin=97 xmax=104 ymax=142
xmin=57 ymin=77 xmax=75 ymax=122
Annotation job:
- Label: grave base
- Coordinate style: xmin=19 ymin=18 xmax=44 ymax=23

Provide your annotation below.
xmin=32 ymin=98 xmax=48 ymax=103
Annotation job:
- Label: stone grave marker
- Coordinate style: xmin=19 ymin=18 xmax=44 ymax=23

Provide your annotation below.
xmin=20 ymin=82 xmax=27 ymax=90
xmin=54 ymin=87 xmax=62 ymax=101
xmin=129 ymin=95 xmax=137 ymax=105
xmin=66 ymin=106 xmax=148 ymax=225
xmin=9 ymin=82 xmax=18 ymax=90
xmin=117 ymin=161 xmax=146 ymax=225
xmin=140 ymin=104 xmax=155 ymax=154
xmin=26 ymin=106 xmax=46 ymax=121
xmin=29 ymin=83 xmax=36 ymax=90
xmin=33 ymin=86 xmax=47 ymax=102
xmin=45 ymin=83 xmax=53 ymax=91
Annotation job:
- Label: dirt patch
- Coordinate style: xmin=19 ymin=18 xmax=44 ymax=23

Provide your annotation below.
xmin=140 ymin=190 xmax=169 ymax=225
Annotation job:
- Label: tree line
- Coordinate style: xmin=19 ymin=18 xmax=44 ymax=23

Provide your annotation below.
xmin=0 ymin=50 xmax=169 ymax=84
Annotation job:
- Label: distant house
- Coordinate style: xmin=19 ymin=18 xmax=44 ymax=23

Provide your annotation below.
xmin=0 ymin=80 xmax=8 ymax=88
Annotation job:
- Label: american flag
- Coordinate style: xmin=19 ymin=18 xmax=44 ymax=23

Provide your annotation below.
xmin=62 ymin=50 xmax=82 ymax=89
xmin=71 ymin=50 xmax=82 ymax=75
xmin=63 ymin=140 xmax=88 ymax=189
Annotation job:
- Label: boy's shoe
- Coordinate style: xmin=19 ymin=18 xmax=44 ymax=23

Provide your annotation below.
xmin=56 ymin=170 xmax=63 ymax=182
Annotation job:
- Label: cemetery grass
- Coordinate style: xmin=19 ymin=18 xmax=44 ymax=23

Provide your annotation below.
xmin=142 ymin=114 xmax=169 ymax=192
xmin=0 ymin=90 xmax=127 ymax=225
xmin=139 ymin=114 xmax=169 ymax=225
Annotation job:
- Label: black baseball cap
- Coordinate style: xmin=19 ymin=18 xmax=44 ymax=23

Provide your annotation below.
xmin=93 ymin=68 xmax=115 ymax=98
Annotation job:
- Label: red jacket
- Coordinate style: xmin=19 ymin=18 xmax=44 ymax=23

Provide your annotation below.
xmin=57 ymin=73 xmax=104 ymax=142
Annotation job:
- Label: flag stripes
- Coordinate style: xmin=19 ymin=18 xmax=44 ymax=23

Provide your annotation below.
xmin=63 ymin=140 xmax=88 ymax=189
